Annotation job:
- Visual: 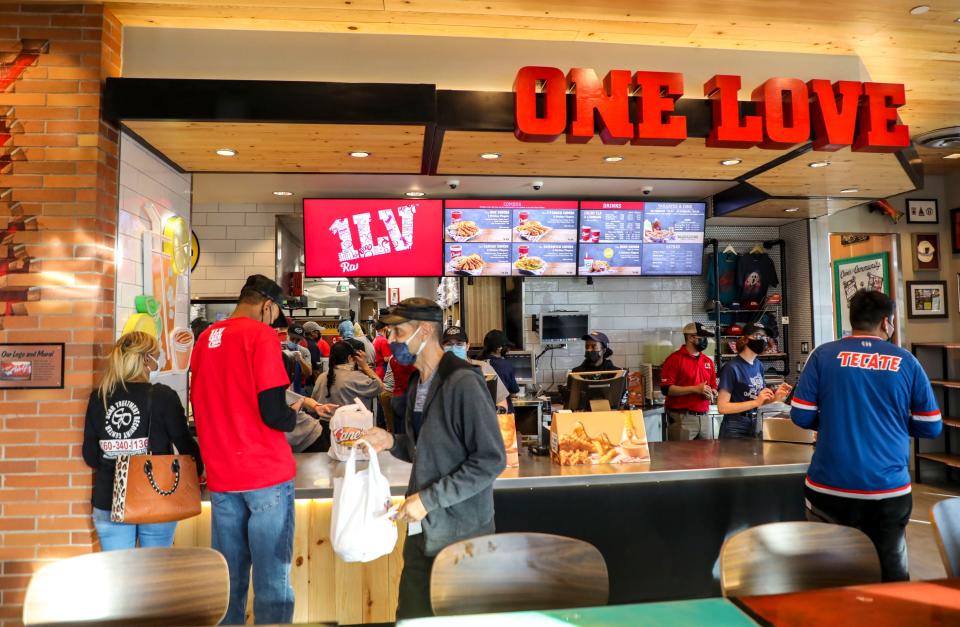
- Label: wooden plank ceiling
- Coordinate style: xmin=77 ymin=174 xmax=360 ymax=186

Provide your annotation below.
xmin=97 ymin=0 xmax=960 ymax=174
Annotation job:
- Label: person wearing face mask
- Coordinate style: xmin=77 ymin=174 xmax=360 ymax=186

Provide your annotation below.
xmin=480 ymin=329 xmax=521 ymax=411
xmin=83 ymin=331 xmax=202 ymax=551
xmin=441 ymin=326 xmax=509 ymax=410
xmin=661 ymin=322 xmax=718 ymax=440
xmin=363 ymin=299 xmax=506 ymax=620
xmin=312 ymin=340 xmax=385 ymax=414
xmin=281 ymin=325 xmax=312 ymax=394
xmin=190 ymin=274 xmax=305 ymax=625
xmin=790 ymin=290 xmax=941 ymax=582
xmin=716 ymin=323 xmax=792 ymax=439
xmin=573 ymin=331 xmax=619 ymax=373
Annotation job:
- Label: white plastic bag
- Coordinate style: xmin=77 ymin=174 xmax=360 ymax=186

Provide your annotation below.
xmin=330 ymin=440 xmax=398 ymax=563
xmin=328 ymin=398 xmax=374 ymax=461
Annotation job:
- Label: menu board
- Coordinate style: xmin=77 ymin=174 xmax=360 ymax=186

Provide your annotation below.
xmin=444 ymin=200 xmax=578 ymax=276
xmin=578 ymin=201 xmax=705 ymax=276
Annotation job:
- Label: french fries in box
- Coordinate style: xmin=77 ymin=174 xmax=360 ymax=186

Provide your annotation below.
xmin=550 ymin=410 xmax=650 ymax=466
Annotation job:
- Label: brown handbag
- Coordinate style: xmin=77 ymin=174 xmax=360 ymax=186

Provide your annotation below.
xmin=110 ymin=388 xmax=201 ymax=524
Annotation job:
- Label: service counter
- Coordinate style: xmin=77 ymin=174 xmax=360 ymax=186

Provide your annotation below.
xmin=177 ymin=440 xmax=813 ymax=624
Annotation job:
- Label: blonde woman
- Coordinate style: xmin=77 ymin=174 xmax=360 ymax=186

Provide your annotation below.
xmin=82 ymin=331 xmax=202 ymax=550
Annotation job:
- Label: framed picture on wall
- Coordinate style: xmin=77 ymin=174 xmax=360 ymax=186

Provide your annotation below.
xmin=906 ymin=281 xmax=948 ymax=319
xmin=952 ymin=209 xmax=960 ymax=254
xmin=907 ymin=199 xmax=938 ymax=223
xmin=912 ymin=233 xmax=941 ymax=271
xmin=833 ymin=252 xmax=890 ymax=338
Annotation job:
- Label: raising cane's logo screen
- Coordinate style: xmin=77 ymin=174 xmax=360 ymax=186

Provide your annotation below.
xmin=303 ymin=199 xmax=444 ymax=277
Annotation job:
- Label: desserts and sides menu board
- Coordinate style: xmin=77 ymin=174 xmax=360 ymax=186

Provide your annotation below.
xmin=641 ymin=202 xmax=705 ymax=275
xmin=444 ymin=200 xmax=579 ymax=276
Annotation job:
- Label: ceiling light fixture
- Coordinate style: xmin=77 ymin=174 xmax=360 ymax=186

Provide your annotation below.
xmin=603 ymin=155 xmax=624 ymax=162
xmin=349 ymin=151 xmax=370 ymax=158
xmin=909 ymin=5 xmax=930 ymax=15
xmin=479 ymin=152 xmax=501 ymax=160
xmin=720 ymin=159 xmax=742 ymax=166
xmin=808 ymin=161 xmax=831 ymax=168
xmin=405 ymin=191 xmax=425 ymax=197
xmin=944 ymin=153 xmax=960 ymax=159
xmin=840 ymin=188 xmax=859 ymax=193
xmin=273 ymin=191 xmax=293 ymax=196
xmin=215 ymin=148 xmax=237 ymax=157
xmin=784 ymin=207 xmax=800 ymax=213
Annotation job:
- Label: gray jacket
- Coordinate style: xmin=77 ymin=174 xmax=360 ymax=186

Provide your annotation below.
xmin=390 ymin=352 xmax=506 ymax=556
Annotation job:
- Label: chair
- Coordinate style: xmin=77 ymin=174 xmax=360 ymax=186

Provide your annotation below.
xmin=23 ymin=547 xmax=229 ymax=626
xmin=719 ymin=521 xmax=881 ymax=597
xmin=931 ymin=497 xmax=960 ymax=577
xmin=430 ymin=532 xmax=608 ymax=616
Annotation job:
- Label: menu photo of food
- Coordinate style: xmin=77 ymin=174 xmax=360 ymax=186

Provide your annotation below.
xmin=513 ymin=208 xmax=578 ymax=243
xmin=642 ymin=203 xmax=705 ymax=245
xmin=512 ymin=243 xmax=577 ymax=276
xmin=444 ymin=242 xmax=511 ymax=276
xmin=577 ymin=243 xmax=642 ymax=276
xmin=444 ymin=207 xmax=512 ymax=243
xmin=550 ymin=410 xmax=650 ymax=466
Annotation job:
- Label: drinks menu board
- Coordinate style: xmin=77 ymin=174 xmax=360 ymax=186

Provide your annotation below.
xmin=444 ymin=200 xmax=578 ymax=276
xmin=578 ymin=201 xmax=705 ymax=276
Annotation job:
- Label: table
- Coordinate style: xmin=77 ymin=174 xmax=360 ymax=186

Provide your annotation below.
xmin=736 ymin=578 xmax=960 ymax=626
xmin=398 ymin=598 xmax=756 ymax=626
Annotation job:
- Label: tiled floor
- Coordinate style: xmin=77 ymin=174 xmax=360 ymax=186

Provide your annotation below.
xmin=907 ymin=482 xmax=960 ymax=580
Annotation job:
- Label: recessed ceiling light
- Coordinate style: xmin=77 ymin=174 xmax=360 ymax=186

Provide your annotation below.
xmin=215 ymin=148 xmax=236 ymax=157
xmin=273 ymin=191 xmax=293 ymax=196
xmin=909 ymin=5 xmax=930 ymax=15
xmin=840 ymin=188 xmax=859 ymax=194
xmin=349 ymin=151 xmax=370 ymax=158
xmin=405 ymin=191 xmax=425 ymax=197
xmin=944 ymin=153 xmax=960 ymax=159
xmin=603 ymin=155 xmax=624 ymax=162
xmin=784 ymin=207 xmax=800 ymax=213
xmin=720 ymin=159 xmax=742 ymax=166
xmin=479 ymin=152 xmax=501 ymax=160
xmin=808 ymin=161 xmax=831 ymax=168
xmin=955 ymin=17 xmax=960 ymax=23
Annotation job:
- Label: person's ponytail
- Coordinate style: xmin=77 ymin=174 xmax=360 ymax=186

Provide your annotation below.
xmin=99 ymin=332 xmax=158 ymax=408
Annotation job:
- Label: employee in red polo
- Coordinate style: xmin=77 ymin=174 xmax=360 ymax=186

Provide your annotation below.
xmin=660 ymin=322 xmax=717 ymax=440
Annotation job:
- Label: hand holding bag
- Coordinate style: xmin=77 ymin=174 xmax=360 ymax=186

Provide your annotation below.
xmin=330 ymin=439 xmax=398 ymax=562
xmin=111 ymin=388 xmax=201 ymax=523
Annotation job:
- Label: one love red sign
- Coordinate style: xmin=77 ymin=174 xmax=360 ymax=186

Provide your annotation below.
xmin=303 ymin=199 xmax=443 ymax=277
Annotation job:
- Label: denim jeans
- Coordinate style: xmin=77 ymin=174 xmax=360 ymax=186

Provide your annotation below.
xmin=211 ymin=480 xmax=295 ymax=625
xmin=91 ymin=507 xmax=177 ymax=551
xmin=719 ymin=414 xmax=758 ymax=439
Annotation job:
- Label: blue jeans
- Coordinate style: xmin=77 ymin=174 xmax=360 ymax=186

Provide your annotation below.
xmin=211 ymin=480 xmax=295 ymax=625
xmin=719 ymin=414 xmax=758 ymax=439
xmin=91 ymin=507 xmax=177 ymax=551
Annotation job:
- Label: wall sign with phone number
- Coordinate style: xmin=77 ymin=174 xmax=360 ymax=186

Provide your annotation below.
xmin=0 ymin=343 xmax=65 ymax=390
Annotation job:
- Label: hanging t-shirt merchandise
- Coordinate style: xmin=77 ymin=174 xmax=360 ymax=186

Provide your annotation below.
xmin=736 ymin=252 xmax=779 ymax=304
xmin=705 ymin=250 xmax=739 ymax=308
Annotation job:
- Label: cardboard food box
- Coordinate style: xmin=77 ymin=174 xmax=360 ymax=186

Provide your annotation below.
xmin=762 ymin=416 xmax=816 ymax=444
xmin=498 ymin=413 xmax=520 ymax=468
xmin=550 ymin=410 xmax=650 ymax=466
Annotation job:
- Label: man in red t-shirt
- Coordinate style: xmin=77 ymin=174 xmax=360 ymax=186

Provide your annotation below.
xmin=660 ymin=322 xmax=718 ymax=441
xmin=190 ymin=274 xmax=302 ymax=624
xmin=372 ymin=321 xmax=392 ymax=379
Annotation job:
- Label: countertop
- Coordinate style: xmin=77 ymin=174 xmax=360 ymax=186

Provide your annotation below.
xmin=281 ymin=439 xmax=813 ymax=499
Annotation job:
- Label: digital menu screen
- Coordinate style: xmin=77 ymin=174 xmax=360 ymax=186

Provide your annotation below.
xmin=444 ymin=200 xmax=578 ymax=276
xmin=578 ymin=201 xmax=705 ymax=276
xmin=303 ymin=199 xmax=443 ymax=277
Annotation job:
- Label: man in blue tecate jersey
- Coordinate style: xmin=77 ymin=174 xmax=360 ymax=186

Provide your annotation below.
xmin=791 ymin=290 xmax=942 ymax=581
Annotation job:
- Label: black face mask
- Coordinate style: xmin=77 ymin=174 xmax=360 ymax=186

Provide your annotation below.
xmin=500 ymin=347 xmax=510 ymax=357
xmin=746 ymin=338 xmax=767 ymax=354
xmin=585 ymin=350 xmax=602 ymax=363
xmin=694 ymin=337 xmax=708 ymax=352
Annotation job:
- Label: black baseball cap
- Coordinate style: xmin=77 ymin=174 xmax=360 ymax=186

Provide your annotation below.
xmin=380 ymin=298 xmax=443 ymax=325
xmin=289 ymin=324 xmax=305 ymax=339
xmin=582 ymin=331 xmax=610 ymax=346
xmin=442 ymin=326 xmax=468 ymax=344
xmin=242 ymin=274 xmax=287 ymax=327
xmin=741 ymin=323 xmax=770 ymax=337
xmin=483 ymin=329 xmax=514 ymax=350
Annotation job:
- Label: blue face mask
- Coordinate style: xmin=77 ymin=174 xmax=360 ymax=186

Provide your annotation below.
xmin=286 ymin=341 xmax=298 ymax=350
xmin=390 ymin=326 xmax=422 ymax=366
xmin=444 ymin=345 xmax=468 ymax=360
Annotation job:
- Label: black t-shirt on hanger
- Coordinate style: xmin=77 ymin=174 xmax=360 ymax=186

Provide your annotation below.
xmin=736 ymin=252 xmax=779 ymax=303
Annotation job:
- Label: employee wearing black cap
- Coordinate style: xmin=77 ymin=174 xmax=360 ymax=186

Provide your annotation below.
xmin=442 ymin=326 xmax=509 ymax=410
xmin=716 ymin=323 xmax=792 ymax=439
xmin=573 ymin=331 xmax=620 ymax=373
xmin=363 ymin=298 xmax=506 ymax=620
xmin=480 ymin=330 xmax=521 ymax=411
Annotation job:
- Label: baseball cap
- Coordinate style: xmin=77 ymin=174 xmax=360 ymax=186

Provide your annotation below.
xmin=442 ymin=326 xmax=468 ymax=344
xmin=682 ymin=322 xmax=715 ymax=337
xmin=241 ymin=274 xmax=288 ymax=327
xmin=303 ymin=321 xmax=322 ymax=334
xmin=741 ymin=323 xmax=770 ymax=337
xmin=582 ymin=331 xmax=610 ymax=346
xmin=380 ymin=298 xmax=443 ymax=325
xmin=483 ymin=329 xmax=514 ymax=350
xmin=289 ymin=324 xmax=305 ymax=339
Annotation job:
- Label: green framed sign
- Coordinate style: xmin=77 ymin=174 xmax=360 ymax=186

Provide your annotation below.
xmin=833 ymin=251 xmax=890 ymax=339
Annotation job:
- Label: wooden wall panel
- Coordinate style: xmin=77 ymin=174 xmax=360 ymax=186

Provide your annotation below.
xmin=729 ymin=197 xmax=863 ymax=220
xmin=462 ymin=276 xmax=504 ymax=344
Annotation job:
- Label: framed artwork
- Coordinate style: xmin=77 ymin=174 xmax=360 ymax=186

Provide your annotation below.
xmin=952 ymin=209 xmax=960 ymax=254
xmin=906 ymin=281 xmax=948 ymax=319
xmin=912 ymin=232 xmax=941 ymax=271
xmin=907 ymin=198 xmax=938 ymax=224
xmin=0 ymin=343 xmax=65 ymax=390
xmin=833 ymin=252 xmax=890 ymax=338
xmin=388 ymin=287 xmax=400 ymax=305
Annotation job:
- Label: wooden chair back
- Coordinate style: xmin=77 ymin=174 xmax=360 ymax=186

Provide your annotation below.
xmin=720 ymin=521 xmax=881 ymax=597
xmin=430 ymin=532 xmax=608 ymax=616
xmin=932 ymin=497 xmax=960 ymax=577
xmin=23 ymin=547 xmax=229 ymax=626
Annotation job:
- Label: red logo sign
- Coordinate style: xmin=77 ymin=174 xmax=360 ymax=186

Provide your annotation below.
xmin=514 ymin=67 xmax=908 ymax=152
xmin=304 ymin=199 xmax=443 ymax=277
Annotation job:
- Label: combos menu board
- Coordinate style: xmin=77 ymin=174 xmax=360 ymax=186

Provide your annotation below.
xmin=444 ymin=200 xmax=578 ymax=276
xmin=578 ymin=201 xmax=705 ymax=276
xmin=303 ymin=199 xmax=443 ymax=277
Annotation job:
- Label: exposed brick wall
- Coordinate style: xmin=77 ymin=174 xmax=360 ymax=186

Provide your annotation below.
xmin=0 ymin=5 xmax=121 ymax=625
